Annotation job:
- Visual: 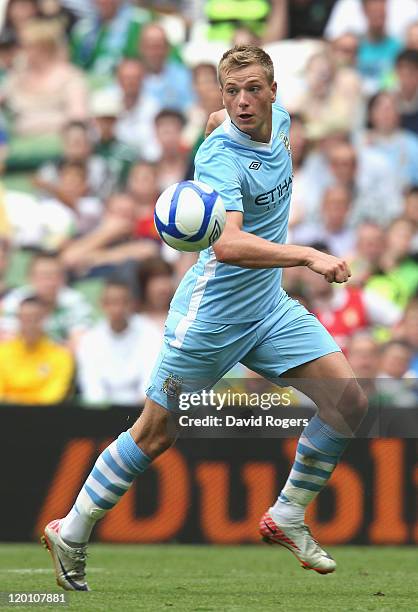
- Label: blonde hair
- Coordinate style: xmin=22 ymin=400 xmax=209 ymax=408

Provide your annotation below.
xmin=20 ymin=19 xmax=64 ymax=55
xmin=218 ymin=45 xmax=274 ymax=86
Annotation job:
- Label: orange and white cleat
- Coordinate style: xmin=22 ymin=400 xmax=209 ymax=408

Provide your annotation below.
xmin=41 ymin=519 xmax=89 ymax=591
xmin=259 ymin=511 xmax=336 ymax=575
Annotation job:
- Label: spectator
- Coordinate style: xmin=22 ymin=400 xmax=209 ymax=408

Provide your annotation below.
xmin=397 ymin=298 xmax=418 ymax=376
xmin=292 ymin=185 xmax=355 ymax=257
xmin=70 ymin=0 xmax=151 ymax=78
xmin=76 ymin=280 xmax=161 ymax=405
xmin=0 ymin=296 xmax=74 ymax=404
xmin=359 ymin=91 xmax=418 ymax=190
xmin=0 ymin=184 xmax=10 ymax=235
xmin=304 ymin=139 xmax=402 ymax=226
xmin=264 ymin=0 xmax=337 ymax=42
xmin=345 ymin=331 xmax=388 ymax=424
xmin=403 ymin=187 xmax=418 ymax=250
xmin=331 ymin=32 xmax=359 ymax=69
xmin=60 ymin=192 xmax=158 ymax=277
xmin=290 ymin=49 xmax=363 ymax=134
xmin=37 ymin=161 xmax=103 ymax=244
xmin=56 ymin=0 xmax=95 ymax=21
xmin=32 ymin=163 xmax=78 ymax=251
xmin=325 ymin=0 xmax=418 ymax=42
xmin=0 ymin=237 xmax=11 ymax=301
xmin=378 ymin=340 xmax=414 ymax=378
xmin=139 ymin=23 xmax=194 ymax=113
xmin=300 ymin=249 xmax=401 ymax=350
xmin=345 ymin=332 xmax=384 ymax=428
xmin=232 ymin=27 xmax=261 ymax=47
xmin=328 ymin=140 xmax=401 ymax=225
xmin=0 ymin=119 xmax=8 ymax=175
xmin=35 ymin=121 xmax=113 ymax=200
xmin=394 ymin=49 xmax=418 ymax=136
xmin=5 ymin=0 xmax=39 ymax=40
xmin=204 ymin=0 xmax=270 ymax=42
xmin=0 ymin=29 xmax=18 ymax=85
xmin=137 ymin=257 xmax=176 ymax=334
xmin=127 ymin=162 xmax=160 ymax=242
xmin=377 ymin=339 xmax=417 ymax=407
xmin=37 ymin=0 xmax=80 ymax=34
xmin=346 ymin=331 xmax=380 ymax=377
xmin=90 ymin=88 xmax=137 ymax=188
xmin=366 ymin=218 xmax=418 ymax=309
xmin=183 ymin=62 xmax=223 ymax=153
xmin=1 ymin=19 xmax=88 ymax=138
xmin=406 ymin=20 xmax=418 ymax=51
xmin=348 ymin=221 xmax=386 ymax=285
xmin=356 ymin=0 xmax=402 ymax=95
xmin=154 ymin=109 xmax=189 ymax=191
xmin=378 ymin=217 xmax=417 ymax=274
xmin=0 ymin=252 xmax=93 ymax=347
xmin=286 ymin=114 xmax=311 ymax=230
xmin=114 ymin=58 xmax=160 ymax=161
xmin=345 ymin=332 xmax=392 ymax=436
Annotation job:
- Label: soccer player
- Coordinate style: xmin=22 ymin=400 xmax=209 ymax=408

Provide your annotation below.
xmin=42 ymin=46 xmax=367 ymax=590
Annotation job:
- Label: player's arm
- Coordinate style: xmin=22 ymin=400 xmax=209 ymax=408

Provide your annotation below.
xmin=205 ymin=110 xmax=227 ymax=137
xmin=213 ymin=212 xmax=351 ymax=283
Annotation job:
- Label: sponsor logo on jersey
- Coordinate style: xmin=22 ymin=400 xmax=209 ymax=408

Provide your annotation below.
xmin=249 ymin=161 xmax=261 ymax=170
xmin=255 ymin=175 xmax=293 ymax=206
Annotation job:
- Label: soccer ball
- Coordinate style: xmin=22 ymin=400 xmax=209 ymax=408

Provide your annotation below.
xmin=154 ymin=180 xmax=226 ymax=252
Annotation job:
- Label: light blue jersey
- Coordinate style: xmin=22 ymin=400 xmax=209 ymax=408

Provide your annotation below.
xmin=147 ymin=104 xmax=340 ymax=409
xmin=171 ymin=103 xmax=293 ymax=325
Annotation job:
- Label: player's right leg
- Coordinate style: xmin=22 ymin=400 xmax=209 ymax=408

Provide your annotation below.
xmin=41 ymin=399 xmax=174 ymax=591
xmin=42 ymin=310 xmax=256 ymax=591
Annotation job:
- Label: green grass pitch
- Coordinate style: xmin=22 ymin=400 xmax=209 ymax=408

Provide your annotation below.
xmin=0 ymin=544 xmax=416 ymax=611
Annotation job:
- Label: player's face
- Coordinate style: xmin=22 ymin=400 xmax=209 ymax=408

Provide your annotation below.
xmin=221 ymin=64 xmax=277 ymax=143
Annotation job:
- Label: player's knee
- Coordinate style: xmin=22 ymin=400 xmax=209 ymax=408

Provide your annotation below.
xmin=139 ymin=432 xmax=174 ymax=460
xmin=130 ymin=399 xmax=176 ymax=459
xmin=341 ymin=384 xmax=368 ymax=427
xmin=352 ymin=385 xmax=368 ymax=416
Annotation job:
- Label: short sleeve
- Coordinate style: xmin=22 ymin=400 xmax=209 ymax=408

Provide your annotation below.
xmin=194 ymin=143 xmax=244 ymax=213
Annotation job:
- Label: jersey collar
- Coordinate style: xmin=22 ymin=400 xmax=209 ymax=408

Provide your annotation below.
xmin=222 ymin=115 xmax=273 ymax=152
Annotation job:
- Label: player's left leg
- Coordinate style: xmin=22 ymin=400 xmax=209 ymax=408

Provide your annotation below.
xmin=260 ymin=351 xmax=367 ymax=573
xmin=242 ymin=297 xmax=367 ymax=573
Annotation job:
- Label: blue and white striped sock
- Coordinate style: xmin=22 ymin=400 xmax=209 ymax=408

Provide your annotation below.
xmin=60 ymin=430 xmax=151 ymax=544
xmin=271 ymin=415 xmax=350 ymax=525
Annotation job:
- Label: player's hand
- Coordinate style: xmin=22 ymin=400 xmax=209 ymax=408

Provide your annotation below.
xmin=205 ymin=109 xmax=227 ymax=138
xmin=306 ymin=249 xmax=351 ymax=283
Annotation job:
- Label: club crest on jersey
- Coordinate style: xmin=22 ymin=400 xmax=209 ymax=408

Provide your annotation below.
xmin=279 ymin=131 xmax=291 ymax=156
xmin=249 ymin=161 xmax=261 ymax=170
xmin=162 ymin=373 xmax=183 ymax=398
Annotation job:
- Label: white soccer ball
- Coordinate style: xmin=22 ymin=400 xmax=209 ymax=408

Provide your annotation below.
xmin=154 ymin=180 xmax=226 ymax=252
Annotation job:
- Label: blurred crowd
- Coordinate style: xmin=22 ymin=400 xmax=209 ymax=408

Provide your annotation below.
xmin=0 ymin=0 xmax=417 ymax=406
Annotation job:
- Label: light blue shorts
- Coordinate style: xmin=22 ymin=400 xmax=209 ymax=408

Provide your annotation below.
xmin=146 ymin=294 xmax=340 ymax=411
